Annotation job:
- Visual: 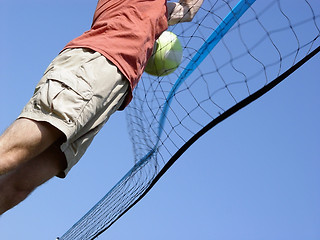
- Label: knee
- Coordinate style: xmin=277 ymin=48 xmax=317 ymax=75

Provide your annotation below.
xmin=0 ymin=153 xmax=20 ymax=176
xmin=0 ymin=174 xmax=35 ymax=214
xmin=0 ymin=155 xmax=14 ymax=176
xmin=0 ymin=138 xmax=20 ymax=175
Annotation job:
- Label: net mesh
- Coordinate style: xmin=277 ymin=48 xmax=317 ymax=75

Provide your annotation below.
xmin=59 ymin=0 xmax=319 ymax=239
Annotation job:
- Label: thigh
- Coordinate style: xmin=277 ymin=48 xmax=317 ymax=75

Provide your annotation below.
xmin=18 ymin=48 xmax=129 ymax=177
xmin=19 ymin=48 xmax=129 ymax=142
xmin=1 ymin=142 xmax=67 ymax=192
xmin=0 ymin=118 xmax=64 ymax=175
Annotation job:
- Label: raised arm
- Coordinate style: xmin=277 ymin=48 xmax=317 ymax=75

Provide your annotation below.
xmin=167 ymin=0 xmax=204 ymax=25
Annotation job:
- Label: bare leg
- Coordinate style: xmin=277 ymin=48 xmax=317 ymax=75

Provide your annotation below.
xmin=0 ymin=117 xmax=67 ymax=214
xmin=0 ymin=143 xmax=67 ymax=215
xmin=0 ymin=118 xmax=64 ymax=175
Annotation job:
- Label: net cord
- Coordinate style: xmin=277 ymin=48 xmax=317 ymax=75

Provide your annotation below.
xmin=102 ymin=45 xmax=320 ymax=240
xmin=58 ymin=1 xmax=320 ymax=239
xmin=58 ymin=0 xmax=256 ymax=239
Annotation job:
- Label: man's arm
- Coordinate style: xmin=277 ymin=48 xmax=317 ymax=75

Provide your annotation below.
xmin=167 ymin=0 xmax=204 ymax=26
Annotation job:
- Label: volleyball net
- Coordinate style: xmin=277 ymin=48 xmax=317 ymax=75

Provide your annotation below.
xmin=58 ymin=0 xmax=319 ymax=239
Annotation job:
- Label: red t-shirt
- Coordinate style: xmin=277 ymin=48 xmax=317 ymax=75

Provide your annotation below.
xmin=64 ymin=0 xmax=168 ymax=108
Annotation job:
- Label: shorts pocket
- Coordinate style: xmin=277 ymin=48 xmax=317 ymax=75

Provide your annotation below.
xmin=34 ymin=76 xmax=93 ymax=125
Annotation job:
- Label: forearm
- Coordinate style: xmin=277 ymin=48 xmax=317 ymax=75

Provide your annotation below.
xmin=167 ymin=0 xmax=204 ymax=26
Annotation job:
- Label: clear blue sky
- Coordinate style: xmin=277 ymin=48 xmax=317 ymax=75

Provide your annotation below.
xmin=0 ymin=1 xmax=319 ymax=240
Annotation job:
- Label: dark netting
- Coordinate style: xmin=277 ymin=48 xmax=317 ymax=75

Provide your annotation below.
xmin=58 ymin=0 xmax=319 ymax=239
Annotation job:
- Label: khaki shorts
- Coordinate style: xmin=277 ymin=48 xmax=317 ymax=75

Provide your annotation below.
xmin=19 ymin=48 xmax=129 ymax=177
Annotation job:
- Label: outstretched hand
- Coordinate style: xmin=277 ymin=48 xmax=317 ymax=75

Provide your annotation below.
xmin=167 ymin=0 xmax=204 ymax=25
